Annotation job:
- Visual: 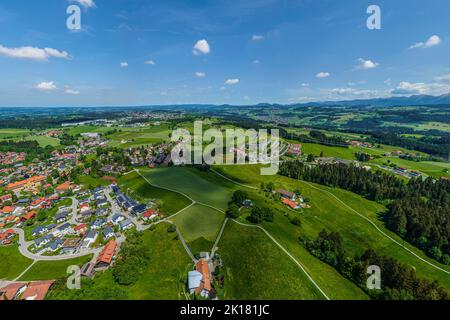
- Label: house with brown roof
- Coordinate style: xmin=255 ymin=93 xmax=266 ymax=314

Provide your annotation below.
xmin=95 ymin=239 xmax=117 ymax=269
xmin=187 ymin=259 xmax=212 ymax=298
xmin=0 ymin=282 xmax=27 ymax=300
xmin=5 ymin=175 xmax=46 ymax=194
xmin=21 ymin=281 xmax=54 ymax=300
xmin=55 ymin=181 xmax=76 ymax=194
xmin=277 ymin=189 xmax=296 ymax=201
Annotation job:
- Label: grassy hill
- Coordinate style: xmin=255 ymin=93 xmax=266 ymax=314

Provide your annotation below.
xmin=119 ymin=171 xmax=192 ymax=214
xmin=140 ymin=167 xmax=237 ymax=210
xmin=0 ymin=244 xmax=33 ymax=280
xmin=218 ymin=221 xmax=327 ymax=300
xmin=172 ymin=204 xmax=225 ymax=254
xmin=213 ymin=164 xmax=450 ymax=293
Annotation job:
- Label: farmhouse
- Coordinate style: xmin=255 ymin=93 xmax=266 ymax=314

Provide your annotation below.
xmin=277 ymin=189 xmax=296 ymax=201
xmin=95 ymin=239 xmax=117 ymax=269
xmin=0 ymin=282 xmax=27 ymax=300
xmin=287 ymin=144 xmax=302 ymax=156
xmin=188 ymin=259 xmax=212 ymax=298
xmin=282 ymin=198 xmax=300 ymax=210
xmin=21 ymin=281 xmax=54 ymax=300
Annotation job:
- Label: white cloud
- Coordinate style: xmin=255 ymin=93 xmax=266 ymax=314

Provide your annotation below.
xmin=144 ymin=60 xmax=155 ymax=65
xmin=195 ymin=72 xmax=206 ymax=78
xmin=35 ymin=81 xmax=57 ymax=91
xmin=301 ymin=83 xmax=309 ymax=87
xmin=120 ymin=61 xmax=128 ymax=68
xmin=391 ymin=81 xmax=450 ymax=95
xmin=65 ymin=88 xmax=80 ymax=95
xmin=357 ymin=58 xmax=379 ymax=70
xmin=193 ymin=39 xmax=210 ymax=55
xmin=252 ymin=59 xmax=260 ymax=64
xmin=252 ymin=35 xmax=264 ymax=41
xmin=316 ymin=72 xmax=330 ymax=79
xmin=225 ymin=79 xmax=239 ymax=85
xmin=71 ymin=0 xmax=96 ymax=9
xmin=0 ymin=44 xmax=70 ymax=61
xmin=329 ymin=88 xmax=380 ymax=98
xmin=409 ymin=35 xmax=442 ymax=49
xmin=434 ymin=74 xmax=450 ymax=82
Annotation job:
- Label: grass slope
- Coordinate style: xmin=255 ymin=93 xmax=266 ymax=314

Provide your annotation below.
xmin=172 ymin=204 xmax=225 ymax=253
xmin=19 ymin=255 xmax=92 ymax=281
xmin=213 ymin=164 xmax=450 ymax=292
xmin=140 ymin=167 xmax=237 ymax=210
xmin=218 ymin=221 xmax=325 ymax=300
xmin=119 ymin=171 xmax=192 ymax=214
xmin=0 ymin=245 xmax=33 ymax=280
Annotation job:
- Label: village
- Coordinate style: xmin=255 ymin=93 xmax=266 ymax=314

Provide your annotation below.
xmin=0 ymin=133 xmax=172 ymax=300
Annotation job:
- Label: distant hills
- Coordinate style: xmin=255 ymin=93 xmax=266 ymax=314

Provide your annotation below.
xmin=290 ymin=93 xmax=450 ymax=108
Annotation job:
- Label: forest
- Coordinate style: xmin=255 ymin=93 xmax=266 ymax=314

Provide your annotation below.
xmin=279 ymin=161 xmax=450 ymax=265
xmin=300 ymin=230 xmax=449 ymax=300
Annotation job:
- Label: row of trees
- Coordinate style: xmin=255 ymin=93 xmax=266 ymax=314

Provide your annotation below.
xmin=226 ymin=190 xmax=274 ymax=223
xmin=279 ymin=161 xmax=450 ymax=265
xmin=300 ymin=230 xmax=449 ymax=300
xmin=113 ymin=232 xmax=151 ymax=285
xmin=0 ymin=140 xmax=55 ymax=162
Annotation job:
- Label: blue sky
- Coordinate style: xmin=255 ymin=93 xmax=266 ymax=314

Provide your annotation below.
xmin=1 ymin=0 xmax=450 ymax=107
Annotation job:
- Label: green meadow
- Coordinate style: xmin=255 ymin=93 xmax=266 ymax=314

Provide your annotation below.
xmin=172 ymin=204 xmax=225 ymax=253
xmin=19 ymin=255 xmax=92 ymax=281
xmin=213 ymin=164 xmax=450 ymax=293
xmin=0 ymin=244 xmax=33 ymax=280
xmin=119 ymin=171 xmax=192 ymax=214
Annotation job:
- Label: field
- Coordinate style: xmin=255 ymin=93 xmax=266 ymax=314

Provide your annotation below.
xmin=139 ymin=165 xmax=369 ymax=299
xmin=119 ymin=171 xmax=192 ymax=214
xmin=172 ymin=204 xmax=225 ymax=253
xmin=105 ymin=124 xmax=172 ymax=148
xmin=76 ymin=175 xmax=111 ymax=189
xmin=0 ymin=128 xmax=30 ymax=140
xmin=18 ymin=255 xmax=92 ymax=281
xmin=213 ymin=164 xmax=450 ymax=292
xmin=47 ymin=224 xmax=192 ymax=300
xmin=284 ymin=134 xmax=449 ymax=178
xmin=22 ymin=135 xmax=60 ymax=147
xmin=0 ymin=244 xmax=33 ymax=280
xmin=140 ymin=167 xmax=237 ymax=210
xmin=218 ymin=221 xmax=326 ymax=300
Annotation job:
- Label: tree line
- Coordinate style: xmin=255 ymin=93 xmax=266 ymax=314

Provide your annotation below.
xmin=300 ymin=230 xmax=448 ymax=300
xmin=279 ymin=161 xmax=450 ymax=265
